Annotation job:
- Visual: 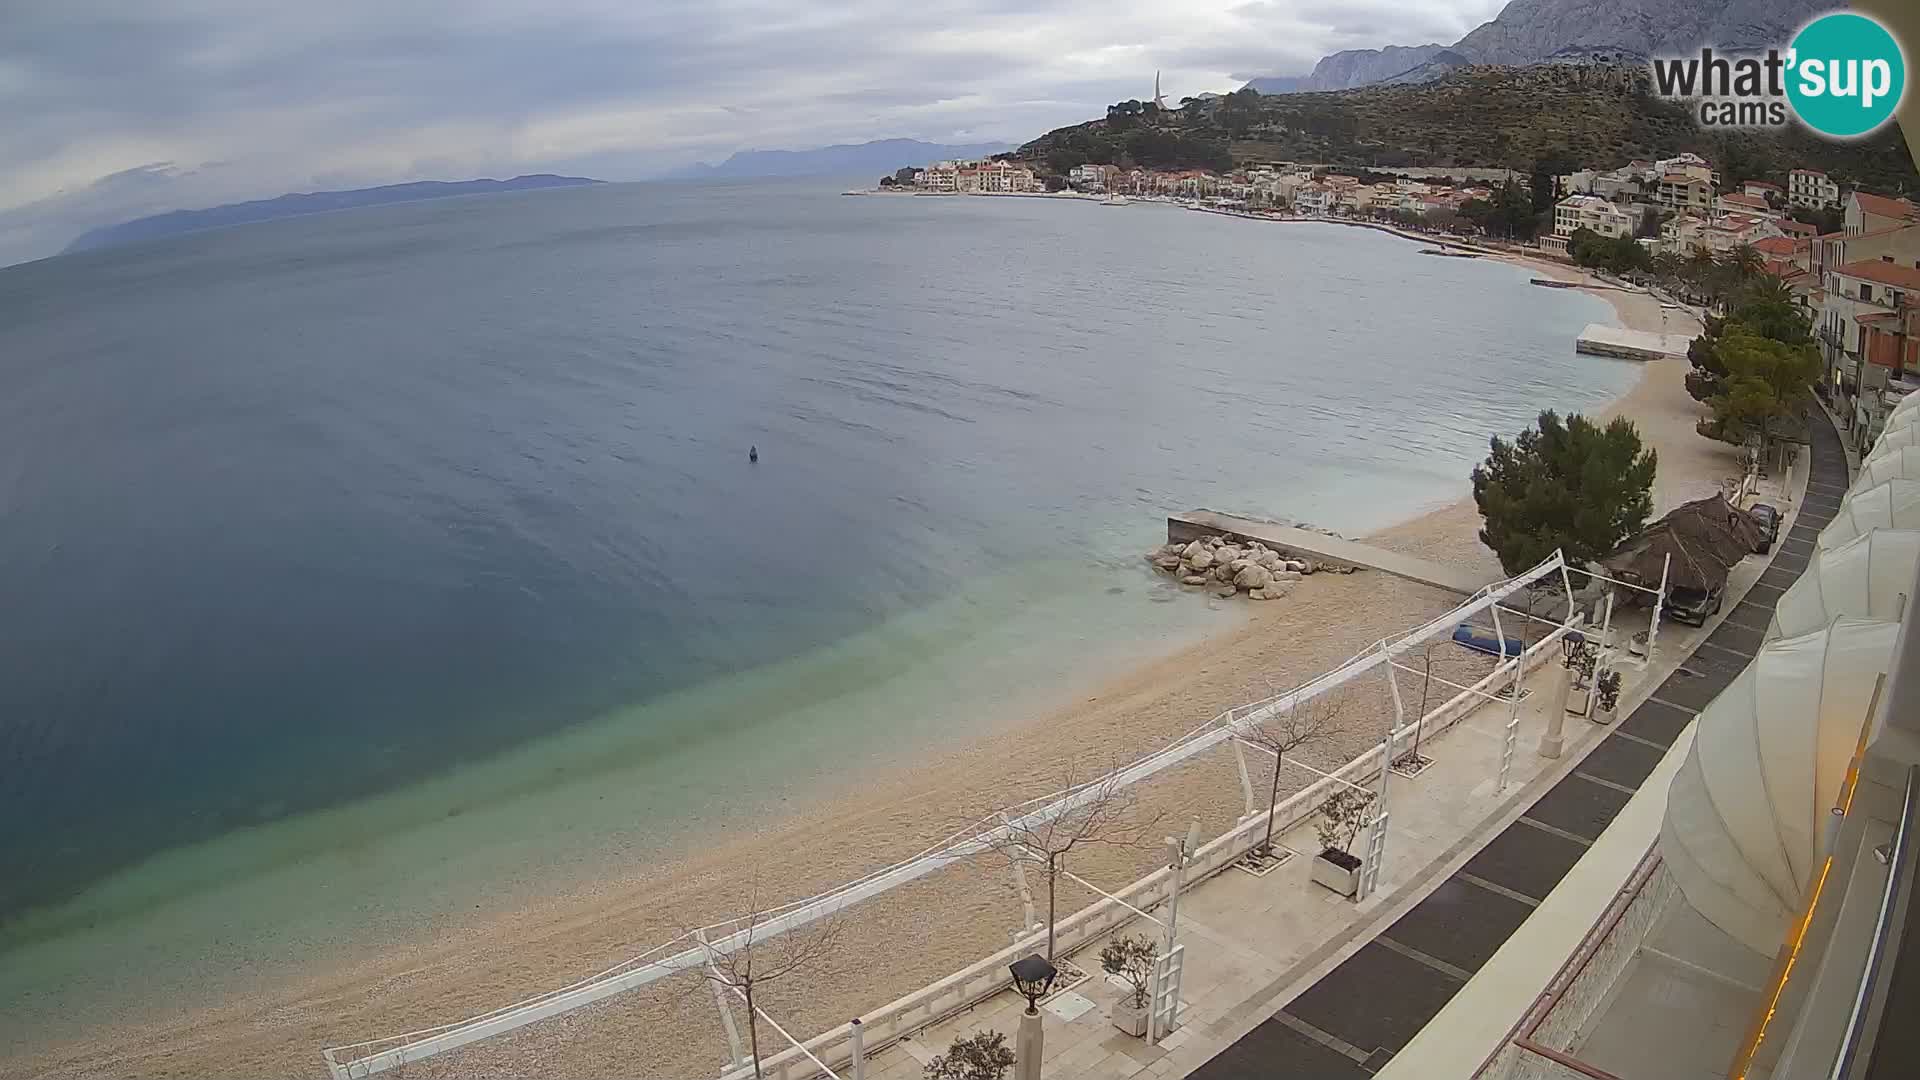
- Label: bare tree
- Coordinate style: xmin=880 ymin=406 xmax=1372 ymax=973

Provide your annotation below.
xmin=692 ymin=887 xmax=845 ymax=1079
xmin=1233 ymin=689 xmax=1345 ymax=859
xmin=984 ymin=760 xmax=1162 ymax=961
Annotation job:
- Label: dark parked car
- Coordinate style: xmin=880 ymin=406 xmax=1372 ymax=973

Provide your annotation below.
xmin=1668 ymin=583 xmax=1724 ymax=626
xmin=1749 ymin=503 xmax=1780 ymax=553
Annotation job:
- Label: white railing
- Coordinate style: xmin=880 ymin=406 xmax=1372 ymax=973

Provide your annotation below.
xmin=323 ymin=552 xmax=1573 ymax=1079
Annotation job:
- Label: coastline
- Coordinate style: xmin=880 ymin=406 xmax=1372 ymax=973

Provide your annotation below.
xmin=6 ymin=228 xmax=1718 ymax=1079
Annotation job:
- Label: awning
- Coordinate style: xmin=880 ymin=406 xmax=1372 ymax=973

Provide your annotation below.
xmin=1660 ymin=618 xmax=1899 ymax=955
xmin=1770 ymin=530 xmax=1920 ymax=639
xmin=1819 ymin=479 xmax=1920 ymax=550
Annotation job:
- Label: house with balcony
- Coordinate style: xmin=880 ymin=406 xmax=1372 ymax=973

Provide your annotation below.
xmin=1541 ymin=194 xmax=1636 ymax=254
xmin=1293 ymin=183 xmax=1333 ymax=215
xmin=1821 ymin=256 xmax=1920 ymax=445
xmin=1862 ymin=300 xmax=1919 ymax=379
xmin=1717 ymin=191 xmax=1781 ymax=219
xmin=1790 ymin=167 xmax=1841 ymax=209
xmin=1656 ymin=173 xmax=1713 ymax=213
xmin=1066 ymin=164 xmax=1114 ymax=192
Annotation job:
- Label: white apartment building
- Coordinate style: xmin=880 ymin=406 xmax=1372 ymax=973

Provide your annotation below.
xmin=1293 ymin=184 xmax=1333 ymax=214
xmin=1656 ymin=173 xmax=1714 ymax=212
xmin=1542 ymin=194 xmax=1636 ymax=253
xmin=1789 ymin=168 xmax=1841 ymax=209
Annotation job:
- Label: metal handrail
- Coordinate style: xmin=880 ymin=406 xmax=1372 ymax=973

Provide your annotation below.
xmin=1829 ymin=763 xmax=1919 ymax=1080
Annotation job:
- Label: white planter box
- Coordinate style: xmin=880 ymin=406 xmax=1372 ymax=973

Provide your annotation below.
xmin=1311 ymin=850 xmax=1361 ymax=897
xmin=1111 ymin=997 xmax=1149 ymax=1037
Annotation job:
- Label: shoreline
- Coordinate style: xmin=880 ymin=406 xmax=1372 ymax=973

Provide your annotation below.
xmin=5 ymin=225 xmax=1716 ymax=1079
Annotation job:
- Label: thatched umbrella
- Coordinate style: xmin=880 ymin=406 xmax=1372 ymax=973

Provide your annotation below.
xmin=1605 ymin=520 xmax=1732 ymax=594
xmin=1663 ymin=493 xmax=1766 ymax=565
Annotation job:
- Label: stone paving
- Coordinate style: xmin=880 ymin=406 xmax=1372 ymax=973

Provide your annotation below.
xmin=836 ymin=405 xmax=1837 ymax=1080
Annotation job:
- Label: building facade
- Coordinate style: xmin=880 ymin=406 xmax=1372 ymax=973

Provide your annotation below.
xmin=1789 ymin=168 xmax=1841 ymax=209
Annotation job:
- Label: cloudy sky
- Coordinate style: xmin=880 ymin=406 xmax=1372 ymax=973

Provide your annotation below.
xmin=0 ymin=0 xmax=1508 ymax=266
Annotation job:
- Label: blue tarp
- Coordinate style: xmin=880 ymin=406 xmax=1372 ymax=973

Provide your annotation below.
xmin=1452 ymin=622 xmax=1526 ymax=658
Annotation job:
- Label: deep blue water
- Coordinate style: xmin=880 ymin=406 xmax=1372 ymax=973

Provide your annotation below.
xmin=0 ymin=180 xmax=1628 ymax=943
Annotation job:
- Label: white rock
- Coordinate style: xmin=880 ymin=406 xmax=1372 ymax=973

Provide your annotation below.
xmin=1181 ymin=574 xmax=1208 ymax=586
xmin=1271 ymin=570 xmax=1303 ymax=582
xmin=1187 ymin=548 xmax=1215 ymax=570
xmin=1250 ymin=588 xmax=1276 ymax=601
xmin=1234 ymin=564 xmax=1272 ymax=590
xmin=1154 ymin=555 xmax=1182 ymax=571
xmin=1255 ymin=549 xmax=1280 ymax=568
xmin=1181 ymin=540 xmax=1208 ymax=561
xmin=1212 ymin=585 xmax=1238 ymax=599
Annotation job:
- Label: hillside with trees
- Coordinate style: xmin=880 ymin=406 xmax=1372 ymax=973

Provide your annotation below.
xmin=1010 ymin=65 xmax=1918 ymax=195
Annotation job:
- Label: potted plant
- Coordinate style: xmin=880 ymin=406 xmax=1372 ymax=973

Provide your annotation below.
xmin=1099 ymin=935 xmax=1158 ymax=1036
xmin=925 ymin=1030 xmax=1015 ymax=1080
xmin=1310 ymin=788 xmax=1377 ymax=898
xmin=1593 ymin=669 xmax=1623 ymax=723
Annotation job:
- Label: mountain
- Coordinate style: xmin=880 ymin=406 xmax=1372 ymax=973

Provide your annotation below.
xmin=1015 ymin=64 xmax=1919 ymax=196
xmin=1243 ymin=0 xmax=1827 ymax=93
xmin=63 ymin=175 xmax=600 ymax=255
xmin=1244 ymin=44 xmax=1448 ymax=94
xmin=670 ymin=139 xmax=1013 ymax=180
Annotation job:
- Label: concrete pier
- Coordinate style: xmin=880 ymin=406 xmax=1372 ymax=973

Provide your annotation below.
xmin=1575 ymin=323 xmax=1691 ymax=361
xmin=1168 ymin=509 xmax=1492 ymax=596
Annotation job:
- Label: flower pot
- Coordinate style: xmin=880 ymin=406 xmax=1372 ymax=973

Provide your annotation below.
xmin=1311 ymin=848 xmax=1362 ymax=897
xmin=1111 ymin=996 xmax=1150 ymax=1037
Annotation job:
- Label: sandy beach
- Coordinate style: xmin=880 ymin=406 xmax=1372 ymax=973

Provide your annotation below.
xmin=9 ymin=245 xmax=1726 ymax=1080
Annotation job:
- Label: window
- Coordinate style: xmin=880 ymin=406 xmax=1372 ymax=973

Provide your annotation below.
xmin=1862 ymin=283 xmax=1873 ymax=301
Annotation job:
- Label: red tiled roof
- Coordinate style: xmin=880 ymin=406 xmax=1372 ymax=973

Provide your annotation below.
xmin=1753 ymin=236 xmax=1803 ymax=256
xmin=1779 ymin=220 xmax=1818 ymax=236
xmin=1720 ymin=193 xmax=1771 ymax=210
xmin=1854 ymin=192 xmax=1919 ymax=220
xmin=1837 ymin=259 xmax=1920 ymax=289
xmin=1860 ymin=312 xmax=1903 ymax=327
xmin=1745 ymin=181 xmax=1783 ymax=191
xmin=1763 ymin=259 xmax=1798 ymax=277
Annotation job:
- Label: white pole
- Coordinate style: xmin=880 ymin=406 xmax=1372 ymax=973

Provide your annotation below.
xmin=1016 ymin=1008 xmax=1044 ymax=1080
xmin=1232 ymin=741 xmax=1258 ymax=820
xmin=849 ymin=1019 xmax=865 ymax=1080
xmin=1647 ymin=553 xmax=1671 ymax=663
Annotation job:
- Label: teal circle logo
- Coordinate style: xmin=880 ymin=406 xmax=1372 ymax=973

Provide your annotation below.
xmin=1786 ymin=13 xmax=1906 ymax=138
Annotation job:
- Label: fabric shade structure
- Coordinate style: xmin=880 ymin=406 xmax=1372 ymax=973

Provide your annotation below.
xmin=1769 ymin=530 xmax=1920 ymax=639
xmin=1817 ymin=478 xmax=1920 ymax=550
xmin=1856 ymin=446 xmax=1920 ymax=490
xmin=1660 ymin=617 xmax=1899 ymax=956
xmin=1864 ymin=422 xmax=1920 ymax=461
xmin=1887 ymin=389 xmax=1920 ymax=426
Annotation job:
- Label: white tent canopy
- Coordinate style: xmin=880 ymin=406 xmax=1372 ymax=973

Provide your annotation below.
xmin=1865 ymin=422 xmax=1920 ymax=461
xmin=1660 ymin=618 xmax=1899 ymax=955
xmin=1770 ymin=530 xmax=1920 ymax=639
xmin=1887 ymin=389 xmax=1920 ymax=425
xmin=1855 ymin=446 xmax=1920 ymax=490
xmin=1818 ymin=479 xmax=1920 ymax=550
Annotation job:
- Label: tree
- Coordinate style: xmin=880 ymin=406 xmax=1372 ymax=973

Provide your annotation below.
xmin=1232 ymin=690 xmax=1345 ymax=859
xmin=1314 ymin=788 xmax=1376 ymax=858
xmin=926 ymin=1031 xmax=1016 ymax=1080
xmin=1686 ymin=281 xmax=1814 ymax=403
xmin=1471 ymin=411 xmax=1658 ymax=576
xmin=1703 ymin=325 xmax=1821 ymax=451
xmin=1722 ymin=243 xmax=1764 ymax=283
xmin=694 ymin=893 xmax=844 ymax=1079
xmin=1099 ymin=935 xmax=1159 ymax=1010
xmin=986 ymin=762 xmax=1162 ymax=961
xmin=1460 ymin=181 xmax=1536 ymax=239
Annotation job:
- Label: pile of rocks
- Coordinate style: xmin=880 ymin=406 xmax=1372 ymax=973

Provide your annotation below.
xmin=1147 ymin=535 xmax=1354 ymax=600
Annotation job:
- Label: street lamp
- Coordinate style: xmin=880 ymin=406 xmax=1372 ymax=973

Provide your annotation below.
xmin=1008 ymin=954 xmax=1057 ymax=1080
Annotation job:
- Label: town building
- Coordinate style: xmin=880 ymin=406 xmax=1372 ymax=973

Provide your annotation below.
xmin=1715 ymin=191 xmax=1780 ymax=219
xmin=1740 ymin=179 xmax=1784 ymax=202
xmin=1848 ymin=190 xmax=1920 ymax=235
xmin=1862 ymin=300 xmax=1920 ymax=377
xmin=1293 ymin=183 xmax=1333 ymax=215
xmin=1542 ymin=194 xmax=1636 ymax=254
xmin=1789 ymin=167 xmax=1842 ymax=209
xmin=1066 ymin=164 xmax=1114 ymax=191
xmin=1656 ymin=173 xmax=1714 ymax=212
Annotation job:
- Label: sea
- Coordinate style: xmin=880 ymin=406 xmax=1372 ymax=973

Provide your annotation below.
xmin=0 ymin=179 xmax=1631 ymax=1038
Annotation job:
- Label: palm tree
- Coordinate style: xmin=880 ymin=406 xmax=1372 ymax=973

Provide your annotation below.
xmin=1685 ymin=247 xmax=1719 ymax=303
xmin=1722 ymin=243 xmax=1764 ymax=282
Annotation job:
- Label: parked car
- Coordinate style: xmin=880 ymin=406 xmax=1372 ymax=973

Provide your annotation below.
xmin=1748 ymin=503 xmax=1780 ymax=553
xmin=1667 ymin=583 xmax=1724 ymax=626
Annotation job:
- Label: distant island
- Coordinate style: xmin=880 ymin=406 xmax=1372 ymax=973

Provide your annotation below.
xmin=670 ymin=138 xmax=1013 ymax=181
xmin=63 ymin=174 xmax=602 ymax=255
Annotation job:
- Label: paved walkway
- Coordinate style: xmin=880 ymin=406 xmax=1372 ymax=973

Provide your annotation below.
xmin=1182 ymin=400 xmax=1846 ymax=1079
xmin=1168 ymin=511 xmax=1491 ymax=596
xmin=841 ymin=424 xmax=1829 ymax=1080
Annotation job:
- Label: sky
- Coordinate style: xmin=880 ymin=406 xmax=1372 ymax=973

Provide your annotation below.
xmin=0 ymin=0 xmax=1510 ymax=266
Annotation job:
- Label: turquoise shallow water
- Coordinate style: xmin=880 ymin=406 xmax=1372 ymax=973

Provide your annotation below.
xmin=0 ymin=180 xmax=1630 ymax=1036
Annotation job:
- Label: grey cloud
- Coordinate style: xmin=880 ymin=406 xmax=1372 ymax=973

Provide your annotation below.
xmin=0 ymin=0 xmax=1505 ymax=266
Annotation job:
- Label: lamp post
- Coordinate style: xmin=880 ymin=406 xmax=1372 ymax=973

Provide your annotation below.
xmin=1009 ymin=954 xmax=1058 ymax=1080
xmin=1545 ymin=631 xmax=1586 ymax=759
